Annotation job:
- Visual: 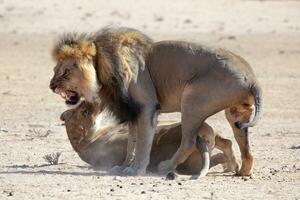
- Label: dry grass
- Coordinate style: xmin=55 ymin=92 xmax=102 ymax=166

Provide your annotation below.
xmin=43 ymin=152 xmax=62 ymax=165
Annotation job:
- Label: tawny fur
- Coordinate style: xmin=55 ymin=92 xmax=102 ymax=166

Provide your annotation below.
xmin=51 ymin=27 xmax=152 ymax=121
xmin=50 ymin=27 xmax=262 ymax=176
xmin=52 ymin=33 xmax=96 ymax=62
xmin=61 ymin=101 xmax=239 ymax=175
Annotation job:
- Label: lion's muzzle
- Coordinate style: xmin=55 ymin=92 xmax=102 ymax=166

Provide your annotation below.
xmin=49 ymin=79 xmax=58 ymax=92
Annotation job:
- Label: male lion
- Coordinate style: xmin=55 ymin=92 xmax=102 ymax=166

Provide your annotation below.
xmin=60 ymin=101 xmax=239 ymax=177
xmin=50 ymin=27 xmax=262 ymax=176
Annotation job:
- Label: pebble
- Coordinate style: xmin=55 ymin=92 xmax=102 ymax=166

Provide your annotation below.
xmin=166 ymin=172 xmax=177 ymax=180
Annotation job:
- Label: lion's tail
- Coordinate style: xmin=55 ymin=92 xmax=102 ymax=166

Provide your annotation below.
xmin=190 ymin=136 xmax=210 ymax=180
xmin=235 ymin=83 xmax=263 ymax=129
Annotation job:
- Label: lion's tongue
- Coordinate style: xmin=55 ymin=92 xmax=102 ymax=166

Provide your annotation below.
xmin=65 ymin=90 xmax=79 ymax=105
xmin=65 ymin=90 xmax=76 ymax=100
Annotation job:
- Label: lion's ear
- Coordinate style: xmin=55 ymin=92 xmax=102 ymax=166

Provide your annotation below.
xmin=60 ymin=110 xmax=73 ymax=121
xmin=81 ymin=109 xmax=90 ymax=118
xmin=60 ymin=112 xmax=66 ymax=121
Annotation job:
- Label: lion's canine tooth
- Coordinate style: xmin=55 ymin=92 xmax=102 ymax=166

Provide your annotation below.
xmin=61 ymin=92 xmax=67 ymax=99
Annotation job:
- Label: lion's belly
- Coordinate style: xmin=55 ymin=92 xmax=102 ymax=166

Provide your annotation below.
xmin=156 ymin=84 xmax=184 ymax=113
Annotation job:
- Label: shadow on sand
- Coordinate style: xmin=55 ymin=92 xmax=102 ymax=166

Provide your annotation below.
xmin=0 ymin=163 xmax=108 ymax=176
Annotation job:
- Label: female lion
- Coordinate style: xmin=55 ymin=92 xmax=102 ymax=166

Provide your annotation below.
xmin=60 ymin=101 xmax=239 ymax=177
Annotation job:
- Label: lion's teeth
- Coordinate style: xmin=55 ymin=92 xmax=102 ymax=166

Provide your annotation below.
xmin=61 ymin=92 xmax=66 ymax=98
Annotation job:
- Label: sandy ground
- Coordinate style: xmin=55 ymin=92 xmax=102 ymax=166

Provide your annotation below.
xmin=0 ymin=0 xmax=300 ymax=199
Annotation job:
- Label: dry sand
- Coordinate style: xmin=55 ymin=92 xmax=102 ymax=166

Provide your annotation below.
xmin=0 ymin=0 xmax=300 ymax=199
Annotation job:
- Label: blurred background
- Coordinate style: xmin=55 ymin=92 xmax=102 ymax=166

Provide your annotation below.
xmin=1 ymin=0 xmax=299 ymax=35
xmin=0 ymin=0 xmax=299 ymax=199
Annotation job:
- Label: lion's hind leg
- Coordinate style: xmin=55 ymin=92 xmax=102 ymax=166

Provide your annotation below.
xmin=225 ymin=101 xmax=254 ymax=176
xmin=158 ymin=80 xmax=228 ymax=174
xmin=210 ymin=153 xmax=227 ymax=169
xmin=214 ymin=134 xmax=239 ymax=173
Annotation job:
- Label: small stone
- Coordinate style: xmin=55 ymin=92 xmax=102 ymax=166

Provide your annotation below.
xmin=290 ymin=144 xmax=300 ymax=149
xmin=141 ymin=191 xmax=146 ymax=194
xmin=184 ymin=19 xmax=192 ymax=24
xmin=227 ymin=35 xmax=236 ymax=40
xmin=166 ymin=172 xmax=177 ymax=180
xmin=154 ymin=16 xmax=163 ymax=22
xmin=85 ymin=12 xmax=93 ymax=17
xmin=110 ymin=189 xmax=114 ymax=192
xmin=0 ymin=128 xmax=8 ymax=133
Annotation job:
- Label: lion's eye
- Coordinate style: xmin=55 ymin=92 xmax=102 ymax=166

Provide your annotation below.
xmin=82 ymin=110 xmax=89 ymax=117
xmin=62 ymin=69 xmax=70 ymax=77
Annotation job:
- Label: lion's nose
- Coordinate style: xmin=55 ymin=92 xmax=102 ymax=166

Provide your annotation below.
xmin=49 ymin=80 xmax=57 ymax=92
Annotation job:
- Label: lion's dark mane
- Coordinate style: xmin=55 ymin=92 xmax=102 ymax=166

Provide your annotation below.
xmin=93 ymin=27 xmax=153 ymax=123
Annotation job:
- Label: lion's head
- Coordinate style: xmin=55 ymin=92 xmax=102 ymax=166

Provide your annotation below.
xmin=50 ymin=28 xmax=152 ymax=122
xmin=50 ymin=33 xmax=99 ymax=106
xmin=60 ymin=101 xmax=100 ymax=151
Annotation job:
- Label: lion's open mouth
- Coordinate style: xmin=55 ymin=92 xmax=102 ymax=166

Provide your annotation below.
xmin=58 ymin=90 xmax=80 ymax=105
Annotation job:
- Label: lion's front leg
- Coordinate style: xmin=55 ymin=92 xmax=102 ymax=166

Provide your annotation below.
xmin=110 ymin=124 xmax=137 ymax=174
xmin=124 ymin=124 xmax=137 ymax=166
xmin=123 ymin=107 xmax=158 ymax=175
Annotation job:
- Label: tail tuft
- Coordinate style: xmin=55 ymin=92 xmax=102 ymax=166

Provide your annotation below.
xmin=234 ymin=83 xmax=263 ymax=130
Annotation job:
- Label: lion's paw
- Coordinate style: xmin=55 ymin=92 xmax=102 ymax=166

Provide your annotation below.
xmin=157 ymin=160 xmax=174 ymax=174
xmin=223 ymin=162 xmax=240 ymax=173
xmin=109 ymin=165 xmax=123 ymax=175
xmin=236 ymin=168 xmax=252 ymax=176
xmin=122 ymin=166 xmax=137 ymax=176
xmin=236 ymin=158 xmax=253 ymax=176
